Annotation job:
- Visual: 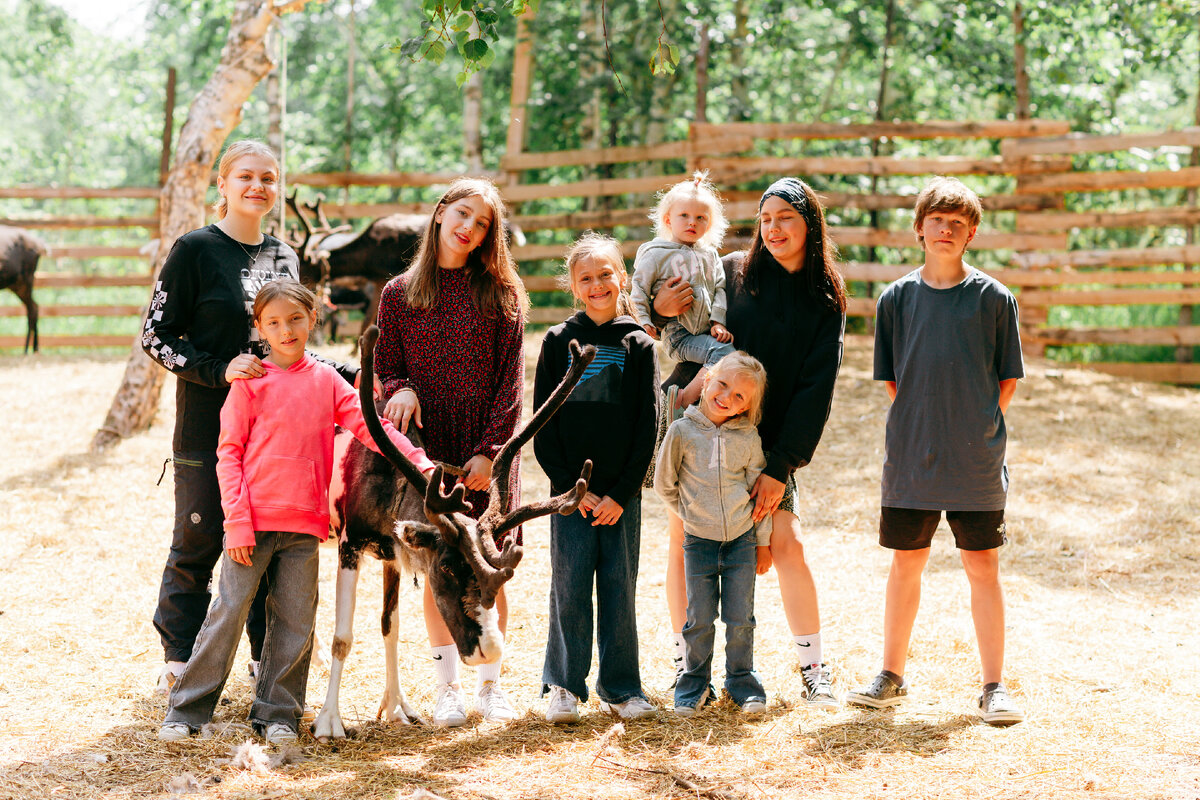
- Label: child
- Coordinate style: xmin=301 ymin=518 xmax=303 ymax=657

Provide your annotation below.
xmin=847 ymin=177 xmax=1025 ymax=726
xmin=158 ymin=280 xmax=434 ymax=743
xmin=533 ymin=233 xmax=660 ymax=723
xmin=374 ymin=177 xmax=527 ymax=726
xmin=655 ymin=351 xmax=772 ymax=716
xmin=630 ymin=172 xmax=733 ymax=411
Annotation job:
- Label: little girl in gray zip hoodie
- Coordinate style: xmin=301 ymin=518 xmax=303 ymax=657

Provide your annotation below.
xmin=654 ymin=352 xmax=773 ymax=715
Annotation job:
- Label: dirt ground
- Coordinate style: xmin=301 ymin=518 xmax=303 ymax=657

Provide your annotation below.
xmin=0 ymin=334 xmax=1198 ymax=800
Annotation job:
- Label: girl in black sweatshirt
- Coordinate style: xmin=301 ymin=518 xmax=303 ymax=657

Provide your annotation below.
xmin=533 ymin=233 xmax=659 ymax=724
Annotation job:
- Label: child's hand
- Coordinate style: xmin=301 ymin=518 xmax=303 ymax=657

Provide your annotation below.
xmin=589 ymin=496 xmax=624 ymax=526
xmin=225 ymin=353 xmax=265 ymax=382
xmin=462 ymin=454 xmax=493 ymax=492
xmin=710 ymin=322 xmax=733 ymax=343
xmin=227 ymin=545 xmax=254 ymax=566
xmin=384 ymin=387 xmax=422 ymax=434
xmin=579 ymin=491 xmax=603 ymax=515
xmin=643 ymin=324 xmax=659 ymax=339
xmin=755 ymin=545 xmax=773 ymax=575
xmin=354 ymin=370 xmax=384 ymax=400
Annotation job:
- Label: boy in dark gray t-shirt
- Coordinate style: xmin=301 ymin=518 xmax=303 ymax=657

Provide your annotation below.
xmin=847 ymin=177 xmax=1026 ymax=727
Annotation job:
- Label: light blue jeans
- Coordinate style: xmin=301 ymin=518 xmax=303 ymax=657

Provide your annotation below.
xmin=164 ymin=531 xmax=319 ymax=734
xmin=676 ymin=530 xmax=765 ymax=709
xmin=541 ymin=496 xmax=646 ymax=704
xmin=664 ymin=322 xmax=735 ymax=368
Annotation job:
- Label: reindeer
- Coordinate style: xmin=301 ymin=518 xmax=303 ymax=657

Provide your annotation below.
xmin=312 ymin=326 xmax=594 ymax=740
xmin=0 ymin=225 xmax=47 ymax=353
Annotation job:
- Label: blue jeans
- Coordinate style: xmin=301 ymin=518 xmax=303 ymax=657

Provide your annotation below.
xmin=664 ymin=323 xmax=735 ymax=368
xmin=542 ymin=496 xmax=645 ymax=704
xmin=165 ymin=531 xmax=319 ymax=733
xmin=676 ymin=530 xmax=765 ymax=708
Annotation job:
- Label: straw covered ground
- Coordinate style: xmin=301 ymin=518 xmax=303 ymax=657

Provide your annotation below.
xmin=1 ymin=334 xmax=1198 ymax=800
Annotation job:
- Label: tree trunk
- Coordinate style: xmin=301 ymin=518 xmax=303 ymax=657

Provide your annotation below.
xmin=579 ymin=0 xmax=602 ymax=210
xmin=91 ymin=0 xmax=316 ymax=452
xmin=1013 ymin=1 xmax=1030 ymax=119
xmin=864 ymin=0 xmax=897 ymax=330
xmin=1178 ymin=25 xmax=1200 ymax=364
xmin=729 ymin=0 xmax=751 ymax=122
xmin=463 ymin=21 xmax=484 ymax=173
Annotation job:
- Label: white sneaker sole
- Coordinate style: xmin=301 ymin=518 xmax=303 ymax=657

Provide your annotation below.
xmin=975 ymin=705 xmax=1024 ymax=726
xmin=846 ymin=691 xmax=905 ymax=709
xmin=599 ymin=700 xmax=656 ymax=720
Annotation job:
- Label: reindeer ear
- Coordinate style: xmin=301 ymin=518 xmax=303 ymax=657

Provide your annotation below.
xmin=398 ymin=522 xmax=441 ymax=551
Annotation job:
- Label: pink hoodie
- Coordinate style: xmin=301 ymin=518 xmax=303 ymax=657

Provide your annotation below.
xmin=217 ymin=355 xmax=434 ymax=548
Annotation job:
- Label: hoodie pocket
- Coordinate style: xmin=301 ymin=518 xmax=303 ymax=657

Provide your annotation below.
xmin=251 ymin=455 xmax=320 ymax=512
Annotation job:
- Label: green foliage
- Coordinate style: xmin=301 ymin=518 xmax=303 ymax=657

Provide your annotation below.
xmin=392 ymin=0 xmax=530 ymax=82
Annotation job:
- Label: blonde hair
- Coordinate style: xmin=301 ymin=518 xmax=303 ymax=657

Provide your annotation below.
xmin=912 ymin=176 xmax=983 ymax=246
xmin=252 ymin=278 xmax=318 ymax=322
xmin=560 ymin=232 xmax=636 ymax=318
xmin=705 ymin=351 xmax=768 ymax=426
xmin=650 ymin=171 xmax=728 ymax=250
xmin=214 ymin=140 xmax=280 ymax=220
xmin=404 ymin=177 xmax=528 ymax=320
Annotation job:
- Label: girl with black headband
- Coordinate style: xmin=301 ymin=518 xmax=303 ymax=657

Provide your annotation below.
xmin=654 ymin=177 xmax=847 ymax=710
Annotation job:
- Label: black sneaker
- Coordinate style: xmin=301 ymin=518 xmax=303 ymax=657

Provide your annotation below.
xmin=975 ymin=683 xmax=1023 ymax=726
xmin=800 ymin=663 xmax=838 ymax=710
xmin=846 ymin=671 xmax=908 ymax=709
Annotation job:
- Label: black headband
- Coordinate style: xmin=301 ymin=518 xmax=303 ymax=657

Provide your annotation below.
xmin=759 ymin=177 xmax=810 ymax=215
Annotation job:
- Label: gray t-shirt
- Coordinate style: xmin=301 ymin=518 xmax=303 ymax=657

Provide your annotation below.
xmin=874 ymin=267 xmax=1024 ymax=511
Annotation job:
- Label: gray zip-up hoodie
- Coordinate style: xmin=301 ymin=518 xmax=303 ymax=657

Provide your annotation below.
xmin=654 ymin=405 xmax=772 ymax=546
xmin=630 ymin=238 xmax=726 ymax=336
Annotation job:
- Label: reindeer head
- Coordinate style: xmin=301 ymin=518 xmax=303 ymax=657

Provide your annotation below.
xmin=357 ymin=325 xmax=594 ymax=664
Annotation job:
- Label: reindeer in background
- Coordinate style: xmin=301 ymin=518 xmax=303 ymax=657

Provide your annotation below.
xmin=0 ymin=225 xmax=47 ymax=353
xmin=312 ymin=326 xmax=594 ymax=740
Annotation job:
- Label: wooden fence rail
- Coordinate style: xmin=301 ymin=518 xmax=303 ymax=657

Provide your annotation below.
xmin=4 ymin=118 xmax=1200 ymax=384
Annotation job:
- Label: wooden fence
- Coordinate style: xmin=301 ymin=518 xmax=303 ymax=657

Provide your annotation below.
xmin=4 ymin=119 xmax=1200 ymax=382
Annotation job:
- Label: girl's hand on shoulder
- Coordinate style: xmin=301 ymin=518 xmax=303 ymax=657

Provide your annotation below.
xmin=653 ymin=276 xmax=694 ymax=318
xmin=462 ymin=454 xmax=493 ymax=492
xmin=755 ymin=545 xmax=773 ymax=575
xmin=384 ymin=387 xmax=422 ymax=434
xmin=590 ymin=496 xmax=624 ymax=526
xmin=710 ymin=322 xmax=733 ymax=343
xmin=749 ymin=473 xmax=785 ymax=523
xmin=225 ymin=353 xmax=265 ymax=382
xmin=227 ymin=545 xmax=254 ymax=566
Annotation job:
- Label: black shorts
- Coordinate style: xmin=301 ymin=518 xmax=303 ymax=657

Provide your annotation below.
xmin=879 ymin=507 xmax=1007 ymax=552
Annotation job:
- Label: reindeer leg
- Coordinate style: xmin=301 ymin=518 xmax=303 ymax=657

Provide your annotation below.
xmin=313 ymin=559 xmax=360 ymax=741
xmin=377 ymin=560 xmax=423 ymax=724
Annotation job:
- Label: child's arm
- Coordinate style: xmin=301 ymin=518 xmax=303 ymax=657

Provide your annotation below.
xmin=629 ymin=247 xmax=661 ymax=330
xmin=215 ymin=382 xmax=258 ymax=551
xmin=709 ymin=250 xmax=729 ymax=330
xmin=332 ymin=377 xmax=435 ymax=474
xmin=652 ymin=425 xmax=684 ymax=514
xmin=227 ymin=546 xmax=254 ymax=566
xmin=605 ymin=331 xmax=662 ymax=509
xmin=756 ymin=546 xmax=773 ymax=575
xmin=710 ymin=321 xmax=732 ymax=343
xmin=532 ymin=334 xmax=577 ymax=493
xmin=747 ymin=435 xmax=775 ymax=541
xmin=999 ymin=378 xmax=1017 ymax=414
xmin=885 ymin=380 xmax=897 ymax=401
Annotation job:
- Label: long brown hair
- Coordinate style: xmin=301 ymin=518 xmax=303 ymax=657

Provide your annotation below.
xmin=740 ymin=179 xmax=847 ymax=313
xmin=405 ymin=177 xmax=528 ymax=320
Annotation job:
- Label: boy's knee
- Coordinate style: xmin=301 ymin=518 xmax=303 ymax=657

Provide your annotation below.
xmin=959 ymin=548 xmax=1000 ymax=580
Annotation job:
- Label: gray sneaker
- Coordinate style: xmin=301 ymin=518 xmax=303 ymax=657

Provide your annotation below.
xmin=264 ymin=722 xmax=298 ymax=744
xmin=975 ymin=683 xmax=1024 ymax=726
xmin=157 ymin=722 xmax=191 ymax=741
xmin=846 ymin=671 xmax=908 ymax=709
xmin=800 ymin=663 xmax=838 ymax=710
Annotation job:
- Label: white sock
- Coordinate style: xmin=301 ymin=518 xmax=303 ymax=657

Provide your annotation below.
xmin=673 ymin=633 xmax=686 ymax=669
xmin=431 ymin=644 xmax=459 ymax=686
xmin=793 ymin=632 xmax=822 ymax=667
xmin=477 ymin=654 xmax=503 ymax=687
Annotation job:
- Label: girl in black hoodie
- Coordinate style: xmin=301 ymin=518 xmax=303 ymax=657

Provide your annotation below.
xmin=533 ymin=233 xmax=660 ymax=724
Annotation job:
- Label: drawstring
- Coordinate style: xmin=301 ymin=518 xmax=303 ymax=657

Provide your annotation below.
xmin=156 ymin=458 xmax=172 ymax=486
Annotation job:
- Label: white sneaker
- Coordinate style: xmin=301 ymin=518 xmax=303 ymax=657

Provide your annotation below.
xmin=155 ymin=661 xmax=186 ymax=694
xmin=599 ymin=696 xmax=657 ymax=720
xmin=157 ymin=722 xmax=191 ymax=741
xmin=264 ymin=722 xmax=298 ymax=744
xmin=476 ymin=681 xmax=517 ymax=722
xmin=545 ymin=685 xmax=580 ymax=724
xmin=741 ymin=698 xmax=767 ymax=715
xmin=433 ymin=683 xmax=468 ymax=728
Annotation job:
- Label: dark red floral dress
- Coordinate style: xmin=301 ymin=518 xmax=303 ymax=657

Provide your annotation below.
xmin=375 ymin=266 xmax=525 ymax=543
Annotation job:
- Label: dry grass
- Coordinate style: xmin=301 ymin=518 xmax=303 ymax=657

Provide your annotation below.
xmin=0 ymin=335 xmax=1198 ymax=799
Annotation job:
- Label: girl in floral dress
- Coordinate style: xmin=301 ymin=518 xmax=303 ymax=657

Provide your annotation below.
xmin=374 ymin=177 xmax=528 ymax=726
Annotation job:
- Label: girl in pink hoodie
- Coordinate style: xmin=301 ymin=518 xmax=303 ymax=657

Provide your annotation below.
xmin=159 ymin=280 xmax=434 ymax=744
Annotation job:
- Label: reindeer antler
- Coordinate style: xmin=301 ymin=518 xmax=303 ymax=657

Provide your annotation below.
xmin=304 ymin=194 xmax=334 ymax=232
xmin=285 ymin=190 xmax=316 ymax=256
xmin=476 ymin=340 xmax=597 ymax=564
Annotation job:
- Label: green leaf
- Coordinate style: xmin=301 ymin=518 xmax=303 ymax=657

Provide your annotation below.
xmin=451 ymin=12 xmax=472 ymax=32
xmin=396 ymin=36 xmax=424 ymax=58
xmin=478 ymin=47 xmax=496 ymax=69
xmin=463 ymin=37 xmax=489 ymax=61
xmin=668 ymin=43 xmax=679 ymax=65
xmin=455 ymin=69 xmax=469 ymax=87
xmin=423 ymin=39 xmax=447 ymax=64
